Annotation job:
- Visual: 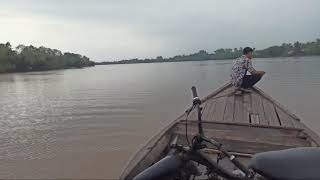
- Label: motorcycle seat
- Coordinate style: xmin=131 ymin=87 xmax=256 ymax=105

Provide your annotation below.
xmin=249 ymin=147 xmax=320 ymax=180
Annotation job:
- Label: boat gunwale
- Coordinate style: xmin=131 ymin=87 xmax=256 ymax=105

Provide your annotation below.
xmin=252 ymin=86 xmax=320 ymax=145
xmin=253 ymin=86 xmax=300 ymax=121
xmin=119 ymin=118 xmax=178 ymax=179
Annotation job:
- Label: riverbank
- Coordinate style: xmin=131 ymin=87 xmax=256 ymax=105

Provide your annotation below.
xmin=96 ymin=38 xmax=320 ymax=65
xmin=0 ymin=65 xmax=95 ymax=75
xmin=95 ymin=54 xmax=320 ymax=66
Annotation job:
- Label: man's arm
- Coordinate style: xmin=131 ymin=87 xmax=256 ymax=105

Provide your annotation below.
xmin=246 ymin=60 xmax=265 ymax=76
xmin=251 ymin=70 xmax=266 ymax=76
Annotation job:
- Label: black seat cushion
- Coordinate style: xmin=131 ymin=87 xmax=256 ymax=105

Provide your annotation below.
xmin=249 ymin=147 xmax=320 ymax=180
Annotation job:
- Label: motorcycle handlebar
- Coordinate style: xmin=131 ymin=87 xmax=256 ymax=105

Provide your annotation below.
xmin=191 ymin=86 xmax=198 ymax=98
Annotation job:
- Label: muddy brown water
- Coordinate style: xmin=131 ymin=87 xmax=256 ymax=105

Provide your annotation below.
xmin=0 ymin=56 xmax=320 ymax=178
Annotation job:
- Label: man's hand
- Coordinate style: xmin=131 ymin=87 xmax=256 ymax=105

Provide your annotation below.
xmin=252 ymin=70 xmax=265 ymax=76
xmin=258 ymin=71 xmax=266 ymax=76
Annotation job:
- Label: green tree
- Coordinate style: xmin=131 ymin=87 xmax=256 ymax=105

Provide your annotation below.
xmin=0 ymin=42 xmax=94 ymax=73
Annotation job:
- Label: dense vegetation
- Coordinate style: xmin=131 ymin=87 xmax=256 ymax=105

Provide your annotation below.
xmin=0 ymin=42 xmax=94 ymax=73
xmin=97 ymin=39 xmax=320 ymax=65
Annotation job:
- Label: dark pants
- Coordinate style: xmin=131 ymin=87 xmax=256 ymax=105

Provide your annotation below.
xmin=241 ymin=74 xmax=262 ymax=88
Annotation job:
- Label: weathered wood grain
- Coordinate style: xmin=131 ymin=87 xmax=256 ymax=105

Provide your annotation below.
xmin=175 ymin=133 xmax=307 ymax=154
xmin=251 ymin=92 xmax=268 ymax=125
xmin=203 ymin=100 xmax=216 ymax=121
xmin=224 ymin=95 xmax=235 ymax=122
xmin=175 ymin=122 xmax=309 ymax=147
xmin=201 ymin=101 xmax=212 ymax=119
xmin=243 ymin=93 xmax=252 ymax=123
xmin=254 ymin=86 xmax=300 ymax=121
xmin=262 ymin=98 xmax=281 ymax=126
xmin=250 ymin=114 xmax=260 ymax=124
xmin=243 ymin=93 xmax=252 ymax=113
xmin=275 ymin=107 xmax=294 ymax=127
xmin=234 ymin=95 xmax=246 ymax=123
xmin=212 ymin=97 xmax=227 ymax=122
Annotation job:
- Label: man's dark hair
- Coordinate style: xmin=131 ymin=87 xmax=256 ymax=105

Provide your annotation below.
xmin=243 ymin=47 xmax=254 ymax=55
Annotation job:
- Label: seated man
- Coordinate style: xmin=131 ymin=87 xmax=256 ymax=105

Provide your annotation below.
xmin=231 ymin=47 xmax=265 ymax=93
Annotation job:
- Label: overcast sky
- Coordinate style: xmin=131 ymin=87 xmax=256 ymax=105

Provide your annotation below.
xmin=1 ymin=0 xmax=319 ymax=61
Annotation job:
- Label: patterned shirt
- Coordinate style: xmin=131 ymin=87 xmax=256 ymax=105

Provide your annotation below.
xmin=230 ymin=55 xmax=255 ymax=87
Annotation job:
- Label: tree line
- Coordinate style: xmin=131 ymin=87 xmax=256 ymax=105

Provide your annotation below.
xmin=0 ymin=42 xmax=95 ymax=73
xmin=97 ymin=38 xmax=320 ymax=65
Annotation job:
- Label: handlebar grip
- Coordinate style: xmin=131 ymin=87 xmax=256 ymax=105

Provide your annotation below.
xmin=191 ymin=86 xmax=198 ymax=98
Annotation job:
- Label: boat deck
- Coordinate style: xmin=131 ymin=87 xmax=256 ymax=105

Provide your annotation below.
xmin=177 ymin=83 xmax=320 ymax=147
xmin=180 ymin=83 xmax=299 ymax=128
xmin=120 ymin=83 xmax=320 ymax=179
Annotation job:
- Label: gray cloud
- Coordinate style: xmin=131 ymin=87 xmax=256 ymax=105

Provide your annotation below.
xmin=0 ymin=0 xmax=319 ymax=61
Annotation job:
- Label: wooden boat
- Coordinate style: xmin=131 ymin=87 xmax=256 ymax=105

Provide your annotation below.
xmin=120 ymin=83 xmax=320 ymax=179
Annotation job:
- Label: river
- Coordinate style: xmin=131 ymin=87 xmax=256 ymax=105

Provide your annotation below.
xmin=0 ymin=56 xmax=320 ymax=178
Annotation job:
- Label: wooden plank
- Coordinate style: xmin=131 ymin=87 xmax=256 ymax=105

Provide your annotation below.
xmin=243 ymin=93 xmax=252 ymax=123
xmin=293 ymin=122 xmax=320 ymax=146
xmin=251 ymin=92 xmax=268 ymax=125
xmin=254 ymin=87 xmax=300 ymax=121
xmin=262 ymin=98 xmax=281 ymax=126
xmin=234 ymin=95 xmax=246 ymax=123
xmin=175 ymin=122 xmax=309 ymax=147
xmin=175 ymin=83 xmax=232 ymax=122
xmin=250 ymin=114 xmax=260 ymax=124
xmin=214 ymin=139 xmax=301 ymax=154
xmin=243 ymin=93 xmax=252 ymax=113
xmin=223 ymin=95 xmax=235 ymax=122
xmin=275 ymin=107 xmax=294 ymax=127
xmin=212 ymin=97 xmax=227 ymax=122
xmin=244 ymin=111 xmax=250 ymax=124
xmin=202 ymin=100 xmax=216 ymax=121
xmin=181 ymin=119 xmax=304 ymax=131
xmin=175 ymin=134 xmax=307 ymax=154
xmin=201 ymin=101 xmax=212 ymax=119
